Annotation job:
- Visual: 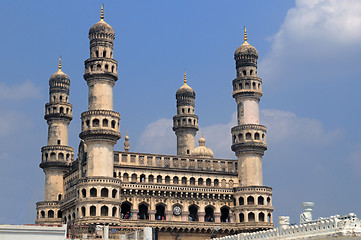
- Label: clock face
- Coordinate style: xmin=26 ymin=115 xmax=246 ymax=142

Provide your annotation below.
xmin=173 ymin=206 xmax=182 ymax=216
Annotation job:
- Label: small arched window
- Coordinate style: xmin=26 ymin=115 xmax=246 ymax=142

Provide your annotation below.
xmin=92 ymin=119 xmax=99 ymax=127
xmin=111 ymin=66 xmax=115 ymax=73
xmin=247 ymin=196 xmax=255 ymax=205
xmin=243 ymin=70 xmax=246 ymax=76
xmin=111 ymin=120 xmax=116 ymax=129
xmin=214 ymin=179 xmax=219 ymax=187
xmin=96 ymin=51 xmax=99 ymax=57
xmin=248 ymin=212 xmax=255 ymax=222
xmin=101 ymin=188 xmax=109 ymax=197
xmin=48 ymin=210 xmax=54 ymax=218
xmin=103 ymin=51 xmax=106 ymax=57
xmin=157 ymin=175 xmax=162 ymax=183
xmin=246 ymin=132 xmax=252 ymax=140
xmin=254 ymin=132 xmax=260 ymax=140
xmin=97 ymin=64 xmax=101 ymax=70
xmin=112 ymin=189 xmax=117 ymax=198
xmin=81 ymin=189 xmax=86 ymax=198
xmin=239 ymin=197 xmax=244 ymax=205
xmin=103 ymin=119 xmax=109 ymax=127
xmin=173 ymin=176 xmax=179 ymax=184
xmin=148 ymin=175 xmax=154 ymax=183
xmin=190 ymin=177 xmax=195 ymax=185
xmin=90 ymin=188 xmax=97 ymax=197
xmin=105 ymin=64 xmax=109 ymax=71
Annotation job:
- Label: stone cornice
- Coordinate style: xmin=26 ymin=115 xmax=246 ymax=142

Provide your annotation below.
xmin=81 ymin=110 xmax=120 ymax=119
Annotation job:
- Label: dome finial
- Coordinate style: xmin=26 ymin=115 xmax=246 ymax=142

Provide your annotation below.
xmin=184 ymin=71 xmax=187 ymax=84
xmin=58 ymin=56 xmax=62 ymax=71
xmin=244 ymin=26 xmax=247 ymax=43
xmin=100 ymin=4 xmax=104 ymax=20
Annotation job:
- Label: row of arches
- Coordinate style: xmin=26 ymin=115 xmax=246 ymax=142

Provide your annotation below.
xmin=46 ymin=106 xmax=72 ymax=115
xmin=38 ymin=210 xmax=62 ymax=219
xmin=81 ymin=187 xmax=118 ymax=199
xmin=174 ymin=117 xmax=197 ymax=127
xmin=236 ymin=196 xmax=271 ymax=206
xmin=88 ymin=63 xmax=116 ymax=74
xmin=120 ymin=202 xmax=231 ymax=222
xmin=232 ymin=131 xmax=265 ymax=144
xmin=43 ymin=152 xmax=71 ymax=162
xmin=233 ymin=81 xmax=261 ymax=91
xmin=119 ymin=173 xmax=233 ymax=187
xmin=178 ymin=107 xmax=195 ymax=114
xmin=51 ymin=94 xmax=68 ymax=103
xmin=93 ymin=49 xmax=113 ymax=58
xmin=82 ymin=118 xmax=118 ymax=130
xmin=239 ymin=212 xmax=271 ymax=223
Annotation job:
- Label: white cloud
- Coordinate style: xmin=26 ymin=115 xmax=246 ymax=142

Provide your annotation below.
xmin=135 ymin=109 xmax=343 ymax=158
xmin=0 ymin=80 xmax=41 ymax=100
xmin=260 ymin=0 xmax=361 ymax=82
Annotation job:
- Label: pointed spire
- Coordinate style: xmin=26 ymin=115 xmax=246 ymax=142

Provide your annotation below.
xmin=184 ymin=71 xmax=187 ymax=84
xmin=244 ymin=26 xmax=247 ymax=43
xmin=199 ymin=132 xmax=206 ymax=146
xmin=58 ymin=56 xmax=62 ymax=71
xmin=100 ymin=4 xmax=104 ymax=20
xmin=124 ymin=131 xmax=130 ymax=152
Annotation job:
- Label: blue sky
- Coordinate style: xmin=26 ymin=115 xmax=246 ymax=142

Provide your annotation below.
xmin=1 ymin=0 xmax=361 ymax=226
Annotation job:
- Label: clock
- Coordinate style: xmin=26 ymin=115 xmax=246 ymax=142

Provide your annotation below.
xmin=173 ymin=205 xmax=182 ymax=216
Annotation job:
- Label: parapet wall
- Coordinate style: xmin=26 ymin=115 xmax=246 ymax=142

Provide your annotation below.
xmin=213 ymin=213 xmax=361 ymax=240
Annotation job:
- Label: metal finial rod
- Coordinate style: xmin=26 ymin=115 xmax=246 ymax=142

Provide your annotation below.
xmin=58 ymin=56 xmax=62 ymax=71
xmin=184 ymin=72 xmax=187 ymax=84
xmin=244 ymin=26 xmax=247 ymax=42
xmin=101 ymin=4 xmax=104 ymax=20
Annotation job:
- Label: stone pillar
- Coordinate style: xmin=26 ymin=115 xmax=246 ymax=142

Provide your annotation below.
xmin=198 ymin=212 xmax=205 ymax=222
xmin=149 ymin=210 xmax=156 ymax=220
xmin=165 ymin=210 xmax=172 ymax=221
xmin=131 ymin=209 xmax=139 ymax=220
xmin=182 ymin=211 xmax=189 ymax=221
xmin=214 ymin=213 xmax=221 ymax=223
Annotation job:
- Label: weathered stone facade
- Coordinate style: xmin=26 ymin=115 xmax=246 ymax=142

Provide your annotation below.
xmin=35 ymin=8 xmax=273 ymax=240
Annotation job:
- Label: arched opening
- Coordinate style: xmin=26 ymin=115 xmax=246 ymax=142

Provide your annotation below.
xmin=155 ymin=204 xmax=166 ymax=220
xmin=248 ymin=212 xmax=255 ymax=222
xmin=58 ymin=153 xmax=64 ymax=161
xmin=190 ymin=177 xmax=195 ymax=185
xmin=123 ymin=173 xmax=129 ymax=182
xmin=243 ymin=70 xmax=246 ymax=76
xmin=206 ymin=178 xmax=211 ymax=186
xmin=138 ymin=204 xmax=149 ymax=220
xmin=181 ymin=177 xmax=187 ymax=185
xmin=90 ymin=206 xmax=96 ymax=216
xmin=173 ymin=176 xmax=179 ymax=184
xmin=148 ymin=175 xmax=154 ymax=183
xmin=214 ymin=179 xmax=219 ymax=187
xmin=198 ymin=178 xmax=204 ymax=186
xmin=58 ymin=194 xmax=62 ymax=201
xmin=111 ymin=120 xmax=116 ymax=128
xmin=90 ymin=188 xmax=97 ymax=197
xmin=165 ymin=176 xmax=170 ymax=184
xmin=57 ymin=210 xmax=62 ymax=219
xmin=204 ymin=206 xmax=214 ymax=222
xmin=101 ymin=188 xmax=109 ymax=197
xmin=121 ymin=202 xmax=132 ymax=219
xmin=96 ymin=50 xmax=99 ymax=57
xmin=73 ymin=212 xmax=76 ymax=220
xmin=252 ymin=82 xmax=256 ymax=89
xmin=111 ymin=66 xmax=115 ymax=73
xmin=50 ymin=152 xmax=56 ymax=161
xmin=86 ymin=120 xmax=90 ymax=128
xmin=250 ymin=70 xmax=253 ymax=75
xmin=97 ymin=64 xmax=101 ymax=70
xmin=254 ymin=132 xmax=260 ymax=140
xmin=268 ymin=213 xmax=272 ymax=222
xmin=267 ymin=197 xmax=271 ymax=205
xmin=131 ymin=173 xmax=137 ymax=182
xmin=103 ymin=51 xmax=106 ymax=57
xmin=140 ymin=174 xmax=146 ymax=182
xmin=64 ymin=216 xmax=67 ymax=224
xmin=239 ymin=197 xmax=244 ymax=205
xmin=259 ymin=212 xmax=265 ymax=222
xmin=112 ymin=189 xmax=117 ymax=198
xmin=60 ymin=107 xmax=64 ymax=114
xmin=48 ymin=210 xmax=54 ymax=218
xmin=247 ymin=196 xmax=254 ymax=205
xmin=92 ymin=119 xmax=99 ymax=127
xmin=246 ymin=132 xmax=252 ymax=140
xmin=238 ymin=134 xmax=243 ymax=141
xmin=81 ymin=207 xmax=86 ymax=217
xmin=101 ymin=206 xmax=108 ymax=216
xmin=221 ymin=206 xmax=230 ymax=222
xmin=112 ymin=207 xmax=117 ymax=217
xmin=239 ymin=213 xmax=244 ymax=222
xmin=258 ymin=196 xmax=264 ymax=205
xmin=157 ymin=175 xmax=162 ymax=183
xmin=103 ymin=119 xmax=108 ymax=127
xmin=245 ymin=82 xmax=250 ymax=89
xmin=189 ymin=205 xmax=198 ymax=221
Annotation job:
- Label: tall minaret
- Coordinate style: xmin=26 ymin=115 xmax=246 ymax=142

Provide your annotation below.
xmin=231 ymin=28 xmax=273 ymax=229
xmin=173 ymin=72 xmax=199 ymax=155
xmin=79 ymin=5 xmax=121 ymax=177
xmin=36 ymin=57 xmax=74 ymax=224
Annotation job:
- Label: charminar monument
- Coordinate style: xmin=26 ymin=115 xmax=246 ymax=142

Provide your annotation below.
xmin=33 ymin=5 xmax=306 ymax=240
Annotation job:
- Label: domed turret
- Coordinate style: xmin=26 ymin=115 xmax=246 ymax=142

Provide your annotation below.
xmin=49 ymin=57 xmax=70 ymax=83
xmin=234 ymin=27 xmax=258 ymax=57
xmin=191 ymin=133 xmax=214 ymax=159
xmin=176 ymin=72 xmax=195 ymax=99
xmin=89 ymin=5 xmax=115 ymax=40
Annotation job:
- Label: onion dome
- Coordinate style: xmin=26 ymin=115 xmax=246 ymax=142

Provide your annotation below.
xmin=234 ymin=27 xmax=258 ymax=58
xmin=89 ymin=5 xmax=115 ymax=38
xmin=191 ymin=133 xmax=214 ymax=159
xmin=176 ymin=72 xmax=195 ymax=98
xmin=124 ymin=132 xmax=130 ymax=152
xmin=49 ymin=57 xmax=69 ymax=83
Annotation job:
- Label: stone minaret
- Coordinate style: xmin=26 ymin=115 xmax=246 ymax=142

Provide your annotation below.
xmin=36 ymin=57 xmax=74 ymax=224
xmin=231 ymin=28 xmax=273 ymax=229
xmin=173 ymin=72 xmax=199 ymax=155
xmin=79 ymin=5 xmax=121 ymax=177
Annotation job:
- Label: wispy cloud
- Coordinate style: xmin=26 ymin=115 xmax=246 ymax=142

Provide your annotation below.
xmin=0 ymin=80 xmax=41 ymax=100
